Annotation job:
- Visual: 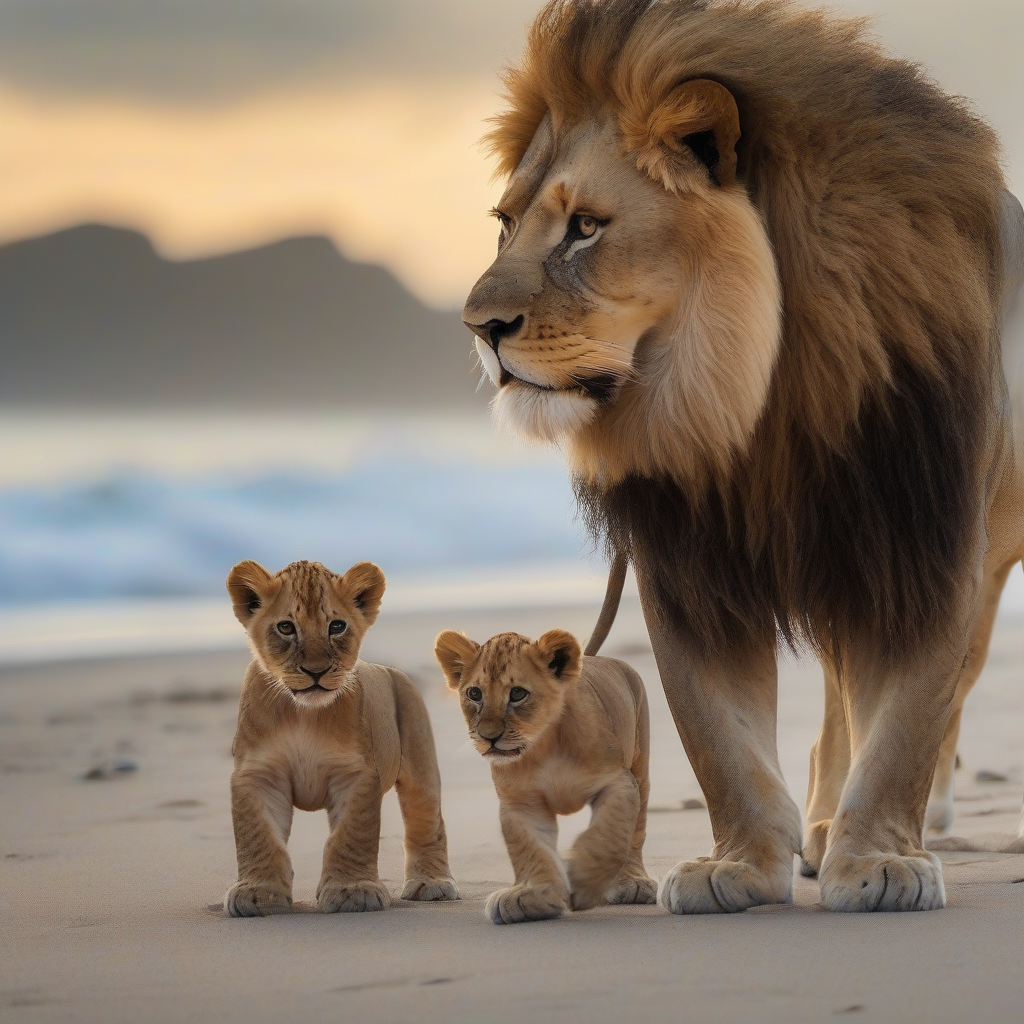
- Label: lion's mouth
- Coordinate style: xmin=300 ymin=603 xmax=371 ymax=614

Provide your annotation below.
xmin=499 ymin=367 xmax=619 ymax=405
xmin=483 ymin=744 xmax=525 ymax=760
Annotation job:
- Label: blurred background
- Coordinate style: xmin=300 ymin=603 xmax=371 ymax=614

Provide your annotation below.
xmin=1 ymin=0 xmax=1023 ymax=659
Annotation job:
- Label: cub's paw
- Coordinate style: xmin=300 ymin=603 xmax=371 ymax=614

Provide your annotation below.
xmin=604 ymin=875 xmax=658 ymax=905
xmin=485 ymin=884 xmax=566 ymax=925
xmin=224 ymin=882 xmax=292 ymax=918
xmin=400 ymin=877 xmax=460 ymax=902
xmin=819 ymin=851 xmax=945 ymax=912
xmin=316 ymin=879 xmax=392 ymax=914
xmin=800 ymin=820 xmax=830 ymax=878
xmin=658 ymin=858 xmax=792 ymax=915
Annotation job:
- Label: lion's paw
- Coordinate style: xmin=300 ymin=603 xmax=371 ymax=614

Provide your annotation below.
xmin=224 ymin=882 xmax=292 ymax=918
xmin=604 ymin=875 xmax=658 ymax=905
xmin=819 ymin=851 xmax=945 ymax=912
xmin=800 ymin=820 xmax=830 ymax=878
xmin=485 ymin=884 xmax=566 ymax=925
xmin=316 ymin=879 xmax=391 ymax=913
xmin=400 ymin=877 xmax=460 ymax=902
xmin=658 ymin=858 xmax=792 ymax=915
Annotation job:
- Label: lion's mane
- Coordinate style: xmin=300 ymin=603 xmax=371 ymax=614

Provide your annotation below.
xmin=488 ymin=0 xmax=1007 ymax=662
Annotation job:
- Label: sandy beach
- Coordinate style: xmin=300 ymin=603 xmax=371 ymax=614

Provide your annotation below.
xmin=3 ymin=595 xmax=1022 ymax=1023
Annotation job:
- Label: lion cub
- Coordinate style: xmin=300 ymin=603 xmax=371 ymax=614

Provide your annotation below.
xmin=435 ymin=628 xmax=656 ymax=924
xmin=224 ymin=558 xmax=458 ymax=916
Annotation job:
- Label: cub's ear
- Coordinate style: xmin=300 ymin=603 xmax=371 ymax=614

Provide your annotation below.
xmin=626 ymin=78 xmax=740 ymax=190
xmin=434 ymin=631 xmax=481 ymax=690
xmin=533 ymin=630 xmax=582 ymax=683
xmin=339 ymin=561 xmax=386 ymax=624
xmin=226 ymin=560 xmax=273 ymax=626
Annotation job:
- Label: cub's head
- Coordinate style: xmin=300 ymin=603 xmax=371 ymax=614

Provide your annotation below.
xmin=226 ymin=559 xmax=386 ymax=708
xmin=463 ymin=3 xmax=782 ymax=484
xmin=434 ymin=629 xmax=582 ymax=763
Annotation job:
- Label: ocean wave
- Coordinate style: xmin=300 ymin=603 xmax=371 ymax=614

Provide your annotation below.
xmin=0 ymin=457 xmax=592 ymax=604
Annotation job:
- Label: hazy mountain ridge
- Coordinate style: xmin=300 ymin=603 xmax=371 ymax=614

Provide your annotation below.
xmin=0 ymin=225 xmax=485 ymax=408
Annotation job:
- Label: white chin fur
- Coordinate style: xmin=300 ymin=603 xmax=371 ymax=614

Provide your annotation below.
xmin=474 ymin=338 xmax=502 ymax=387
xmin=491 ymin=383 xmax=597 ymax=442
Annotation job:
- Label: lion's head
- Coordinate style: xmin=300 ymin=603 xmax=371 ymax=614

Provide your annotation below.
xmin=227 ymin=559 xmax=386 ymax=707
xmin=434 ymin=629 xmax=582 ymax=763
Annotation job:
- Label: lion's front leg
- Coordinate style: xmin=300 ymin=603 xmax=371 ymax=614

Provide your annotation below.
xmin=486 ymin=800 xmax=569 ymax=924
xmin=317 ymin=774 xmax=390 ymax=913
xmin=817 ymin=643 xmax=966 ymax=912
xmin=225 ymin=767 xmax=295 ymax=917
xmin=642 ymin=593 xmax=802 ymax=915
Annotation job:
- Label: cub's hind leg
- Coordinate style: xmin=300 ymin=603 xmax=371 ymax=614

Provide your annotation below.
xmin=567 ymin=769 xmax=640 ymax=910
xmin=225 ymin=767 xmax=294 ymax=917
xmin=317 ymin=774 xmax=391 ymax=913
xmin=487 ymin=800 xmax=569 ymax=924
xmin=391 ymin=670 xmax=459 ymax=901
xmin=605 ymin=695 xmax=657 ymax=906
xmin=802 ymin=659 xmax=850 ymax=877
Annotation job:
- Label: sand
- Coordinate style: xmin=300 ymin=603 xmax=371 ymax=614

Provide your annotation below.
xmin=2 ymin=596 xmax=1022 ymax=1023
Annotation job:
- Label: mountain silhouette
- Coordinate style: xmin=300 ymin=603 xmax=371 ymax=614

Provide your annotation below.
xmin=0 ymin=225 xmax=485 ymax=409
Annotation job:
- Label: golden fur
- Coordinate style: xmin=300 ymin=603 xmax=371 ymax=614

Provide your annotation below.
xmin=463 ymin=0 xmax=1024 ymax=913
xmin=435 ymin=629 xmax=656 ymax=923
xmin=223 ymin=559 xmax=458 ymax=916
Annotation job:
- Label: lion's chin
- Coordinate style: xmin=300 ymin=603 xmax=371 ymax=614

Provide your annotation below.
xmin=491 ymin=380 xmax=598 ymax=443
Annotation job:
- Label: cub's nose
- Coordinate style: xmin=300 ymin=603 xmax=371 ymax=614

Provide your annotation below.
xmin=478 ymin=727 xmax=505 ymax=743
xmin=464 ymin=315 xmax=525 ymax=353
xmin=300 ymin=666 xmax=329 ymax=685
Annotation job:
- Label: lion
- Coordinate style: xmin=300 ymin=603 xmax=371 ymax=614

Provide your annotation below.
xmin=463 ymin=0 xmax=1024 ymax=913
xmin=223 ymin=558 xmax=458 ymax=916
xmin=434 ymin=628 xmax=657 ymax=923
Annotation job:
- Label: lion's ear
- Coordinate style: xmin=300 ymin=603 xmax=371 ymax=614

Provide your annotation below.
xmin=226 ymin=560 xmax=273 ymax=626
xmin=434 ymin=631 xmax=480 ymax=690
xmin=632 ymin=78 xmax=741 ymax=190
xmin=339 ymin=561 xmax=386 ymax=623
xmin=534 ymin=630 xmax=582 ymax=683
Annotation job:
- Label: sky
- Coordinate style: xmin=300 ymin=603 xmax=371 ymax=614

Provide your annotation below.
xmin=1 ymin=0 xmax=1022 ymax=308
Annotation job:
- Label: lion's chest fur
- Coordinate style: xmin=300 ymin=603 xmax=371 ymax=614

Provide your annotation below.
xmin=505 ymin=756 xmax=625 ymax=817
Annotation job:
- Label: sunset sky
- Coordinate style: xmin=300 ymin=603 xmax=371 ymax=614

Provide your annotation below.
xmin=2 ymin=0 xmax=1022 ymax=309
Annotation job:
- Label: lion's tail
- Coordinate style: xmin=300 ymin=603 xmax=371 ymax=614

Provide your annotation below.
xmin=1001 ymin=191 xmax=1024 ymax=442
xmin=584 ymin=549 xmax=628 ymax=657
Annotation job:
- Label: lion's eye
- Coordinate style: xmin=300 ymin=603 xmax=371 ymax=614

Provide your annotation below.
xmin=575 ymin=214 xmax=598 ymax=238
xmin=466 ymin=687 xmax=483 ymax=703
xmin=509 ymin=686 xmax=529 ymax=703
xmin=247 ymin=599 xmax=260 ymax=613
xmin=277 ymin=621 xmax=296 ymax=636
xmin=328 ymin=620 xmax=347 ymax=637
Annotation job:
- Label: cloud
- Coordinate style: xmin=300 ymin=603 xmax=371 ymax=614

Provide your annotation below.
xmin=0 ymin=0 xmax=541 ymax=99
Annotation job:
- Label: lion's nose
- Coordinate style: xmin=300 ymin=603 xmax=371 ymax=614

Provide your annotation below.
xmin=300 ymin=666 xmax=329 ymax=684
xmin=465 ymin=315 xmax=524 ymax=353
xmin=479 ymin=726 xmax=505 ymax=742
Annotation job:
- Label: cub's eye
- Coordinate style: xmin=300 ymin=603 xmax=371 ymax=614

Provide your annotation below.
xmin=574 ymin=214 xmax=599 ymax=238
xmin=328 ymin=620 xmax=348 ymax=637
xmin=509 ymin=686 xmax=529 ymax=703
xmin=247 ymin=599 xmax=260 ymax=613
xmin=465 ymin=687 xmax=483 ymax=703
xmin=276 ymin=620 xmax=296 ymax=636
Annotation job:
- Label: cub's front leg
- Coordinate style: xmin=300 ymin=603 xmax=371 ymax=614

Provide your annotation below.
xmin=487 ymin=800 xmax=569 ymax=925
xmin=225 ymin=767 xmax=295 ymax=917
xmin=317 ymin=774 xmax=391 ymax=913
xmin=566 ymin=770 xmax=640 ymax=910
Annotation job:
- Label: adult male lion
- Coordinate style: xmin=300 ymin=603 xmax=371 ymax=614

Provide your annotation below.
xmin=463 ymin=0 xmax=1024 ymax=913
